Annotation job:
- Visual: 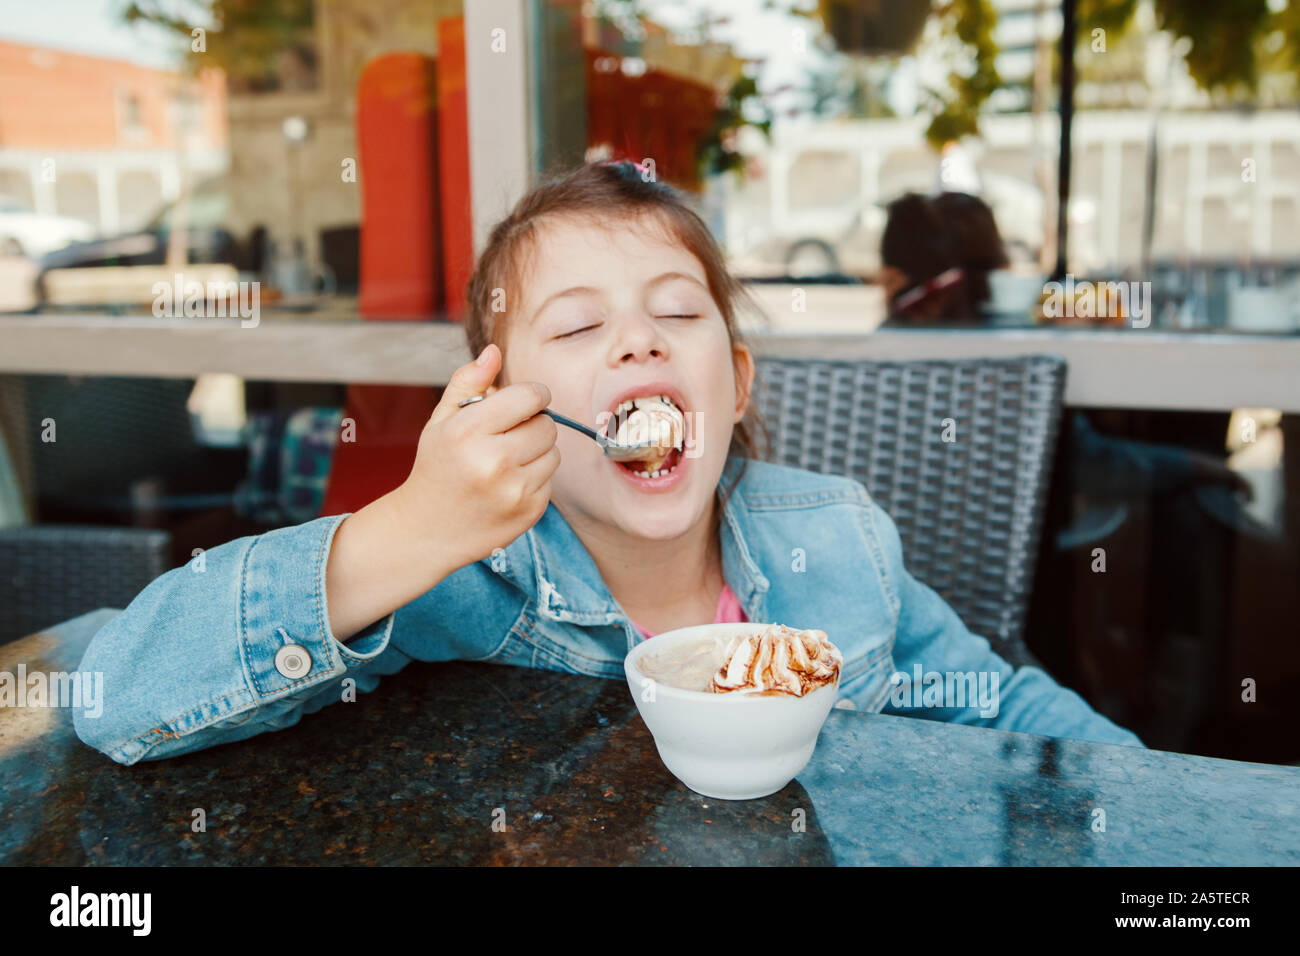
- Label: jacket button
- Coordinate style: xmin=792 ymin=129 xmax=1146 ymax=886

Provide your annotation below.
xmin=275 ymin=643 xmax=312 ymax=679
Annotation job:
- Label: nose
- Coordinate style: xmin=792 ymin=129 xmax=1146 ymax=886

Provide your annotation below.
xmin=609 ymin=312 xmax=667 ymax=365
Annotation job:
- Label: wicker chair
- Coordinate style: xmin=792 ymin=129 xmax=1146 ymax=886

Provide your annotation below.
xmin=0 ymin=525 xmax=171 ymax=644
xmin=753 ymin=355 xmax=1067 ymax=670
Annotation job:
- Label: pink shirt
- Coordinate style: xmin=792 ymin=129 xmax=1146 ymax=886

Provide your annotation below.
xmin=632 ymin=582 xmax=749 ymax=640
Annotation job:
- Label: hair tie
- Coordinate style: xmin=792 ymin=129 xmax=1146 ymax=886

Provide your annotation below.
xmin=602 ymin=158 xmax=653 ymax=178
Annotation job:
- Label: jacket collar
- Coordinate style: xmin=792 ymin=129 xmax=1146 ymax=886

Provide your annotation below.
xmin=493 ymin=455 xmax=771 ymax=626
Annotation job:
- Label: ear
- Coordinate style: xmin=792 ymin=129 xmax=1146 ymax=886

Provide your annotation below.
xmin=731 ymin=341 xmax=756 ymax=423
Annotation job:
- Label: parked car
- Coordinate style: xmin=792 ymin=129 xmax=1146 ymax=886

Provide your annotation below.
xmin=34 ymin=178 xmax=243 ymax=308
xmin=37 ymin=177 xmax=236 ymax=274
xmin=0 ymin=196 xmax=95 ymax=259
xmin=31 ymin=176 xmax=356 ymax=309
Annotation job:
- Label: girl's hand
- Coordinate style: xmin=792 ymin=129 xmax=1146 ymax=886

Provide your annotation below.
xmin=397 ymin=343 xmax=561 ymax=574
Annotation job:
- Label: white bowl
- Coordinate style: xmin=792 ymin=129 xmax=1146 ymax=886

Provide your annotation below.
xmin=624 ymin=622 xmax=840 ymax=800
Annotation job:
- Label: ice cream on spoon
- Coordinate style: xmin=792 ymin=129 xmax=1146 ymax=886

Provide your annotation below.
xmin=607 ymin=395 xmax=685 ymax=476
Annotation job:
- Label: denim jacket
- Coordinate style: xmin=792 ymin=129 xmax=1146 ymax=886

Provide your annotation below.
xmin=74 ymin=456 xmax=1143 ymax=765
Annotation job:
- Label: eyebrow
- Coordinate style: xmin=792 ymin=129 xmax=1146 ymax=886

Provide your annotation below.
xmin=530 ymin=271 xmax=708 ymax=323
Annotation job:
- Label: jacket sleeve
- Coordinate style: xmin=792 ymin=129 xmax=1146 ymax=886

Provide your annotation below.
xmin=867 ymin=500 xmax=1146 ymax=748
xmin=73 ymin=514 xmax=404 ymax=765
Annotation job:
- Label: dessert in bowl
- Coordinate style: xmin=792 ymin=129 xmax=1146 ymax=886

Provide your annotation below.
xmin=624 ymin=622 xmax=843 ymax=800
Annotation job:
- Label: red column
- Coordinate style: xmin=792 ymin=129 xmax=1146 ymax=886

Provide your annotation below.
xmin=321 ymin=50 xmax=453 ymax=517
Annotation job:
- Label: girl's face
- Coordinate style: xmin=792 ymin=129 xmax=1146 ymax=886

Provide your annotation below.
xmin=497 ymin=213 xmax=754 ymax=541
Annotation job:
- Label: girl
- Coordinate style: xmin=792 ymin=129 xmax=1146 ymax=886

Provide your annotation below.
xmin=74 ymin=160 xmax=1142 ymax=766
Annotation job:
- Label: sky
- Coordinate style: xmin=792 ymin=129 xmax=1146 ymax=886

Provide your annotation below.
xmin=0 ymin=0 xmax=207 ymax=69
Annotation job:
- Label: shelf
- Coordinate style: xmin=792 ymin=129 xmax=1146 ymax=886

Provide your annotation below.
xmin=2 ymin=315 xmax=1298 ymax=412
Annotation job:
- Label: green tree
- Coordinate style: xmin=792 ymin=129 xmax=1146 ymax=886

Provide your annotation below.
xmin=774 ymin=0 xmax=1002 ymax=149
xmin=1078 ymin=0 xmax=1300 ymax=100
xmin=122 ymin=0 xmax=315 ymax=92
xmin=921 ymin=0 xmax=1002 ymax=148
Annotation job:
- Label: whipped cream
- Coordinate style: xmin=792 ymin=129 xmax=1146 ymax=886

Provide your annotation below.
xmin=614 ymin=398 xmax=683 ymax=471
xmin=707 ymin=624 xmax=842 ymax=697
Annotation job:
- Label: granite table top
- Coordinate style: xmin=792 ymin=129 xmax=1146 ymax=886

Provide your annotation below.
xmin=2 ymin=609 xmax=1296 ymax=865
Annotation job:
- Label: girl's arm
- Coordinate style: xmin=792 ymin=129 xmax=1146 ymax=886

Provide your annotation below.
xmin=866 ymin=500 xmax=1146 ymax=748
xmin=73 ymin=514 xmax=404 ymax=765
xmin=325 ymin=483 xmax=461 ymax=642
xmin=73 ymin=346 xmax=559 ymax=765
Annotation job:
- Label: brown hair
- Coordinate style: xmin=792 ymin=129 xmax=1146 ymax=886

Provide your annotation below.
xmin=463 ymin=159 xmax=770 ymax=530
xmin=930 ymin=191 xmax=1009 ymax=309
xmin=880 ymin=192 xmax=974 ymax=320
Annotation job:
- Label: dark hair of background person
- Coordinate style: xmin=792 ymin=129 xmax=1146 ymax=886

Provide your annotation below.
xmin=930 ymin=191 xmax=1010 ymax=310
xmin=879 ymin=193 xmax=974 ymax=322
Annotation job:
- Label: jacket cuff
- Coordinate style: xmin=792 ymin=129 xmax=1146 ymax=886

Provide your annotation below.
xmin=239 ymin=513 xmax=393 ymax=701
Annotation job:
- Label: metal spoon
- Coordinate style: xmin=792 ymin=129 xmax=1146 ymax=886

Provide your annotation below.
xmin=456 ymin=393 xmax=666 ymax=463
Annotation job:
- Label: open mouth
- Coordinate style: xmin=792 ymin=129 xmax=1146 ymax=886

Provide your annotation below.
xmin=606 ymin=393 xmax=687 ymax=480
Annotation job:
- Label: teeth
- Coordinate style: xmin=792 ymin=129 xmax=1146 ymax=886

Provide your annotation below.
xmin=612 ymin=393 xmax=680 ymax=419
xmin=631 ymin=458 xmax=679 ymax=480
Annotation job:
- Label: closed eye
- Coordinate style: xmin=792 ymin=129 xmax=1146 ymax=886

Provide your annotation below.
xmin=658 ymin=314 xmax=700 ymax=319
xmin=554 ymin=324 xmax=600 ymax=339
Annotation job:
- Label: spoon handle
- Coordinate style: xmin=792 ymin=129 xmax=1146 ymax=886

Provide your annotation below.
xmin=543 ymin=408 xmax=658 ymax=462
xmin=542 ymin=408 xmax=601 ymax=443
xmin=458 ymin=396 xmax=650 ymax=460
